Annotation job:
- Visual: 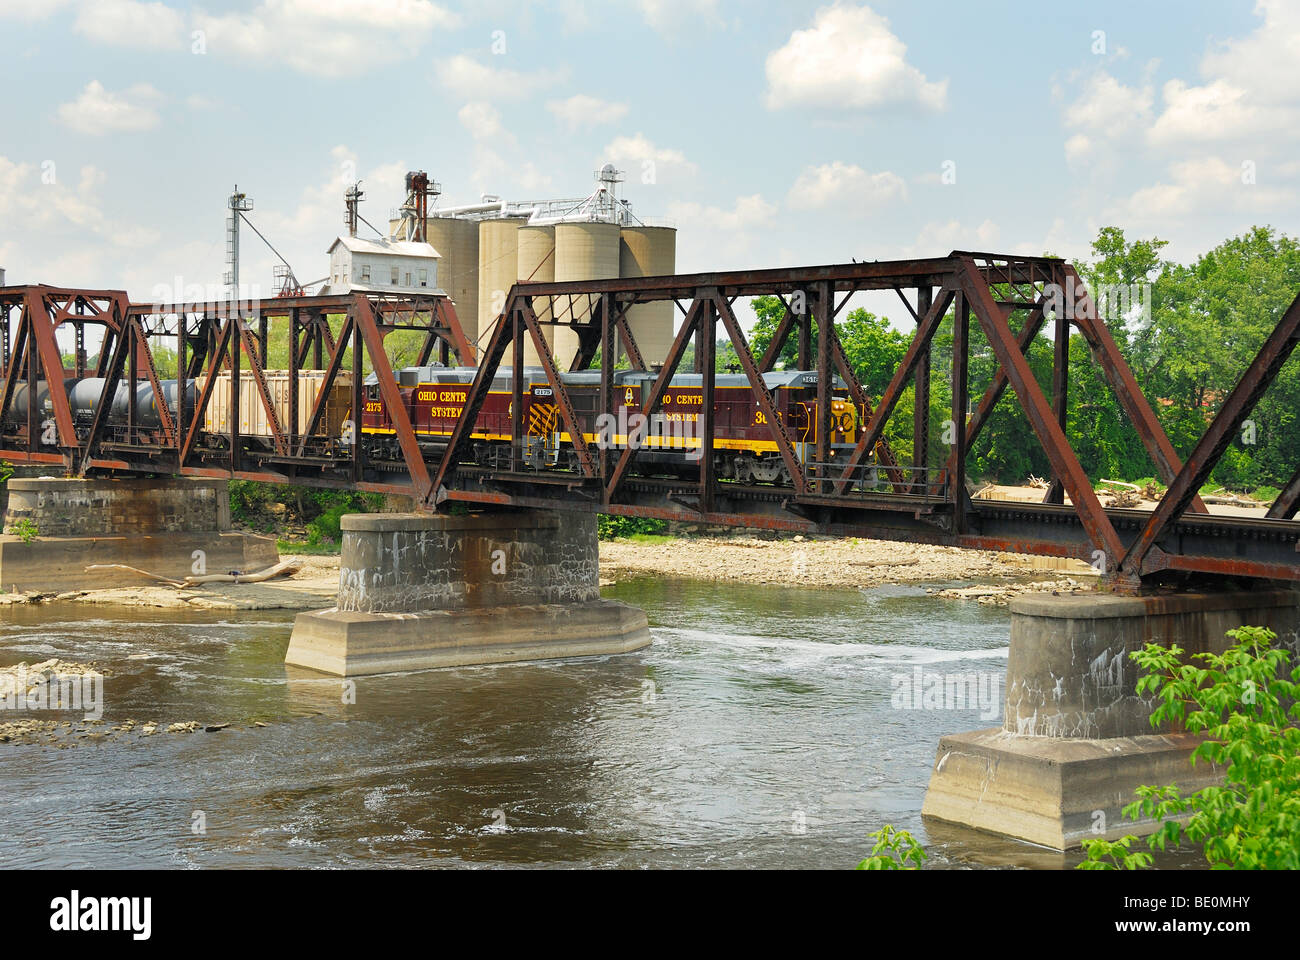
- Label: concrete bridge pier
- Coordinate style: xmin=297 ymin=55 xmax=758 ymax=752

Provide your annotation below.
xmin=0 ymin=477 xmax=277 ymax=593
xmin=284 ymin=511 xmax=650 ymax=676
xmin=922 ymin=589 xmax=1300 ymax=850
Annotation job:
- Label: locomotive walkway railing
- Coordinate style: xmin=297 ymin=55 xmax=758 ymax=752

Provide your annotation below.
xmin=2 ymin=250 xmax=1300 ymax=589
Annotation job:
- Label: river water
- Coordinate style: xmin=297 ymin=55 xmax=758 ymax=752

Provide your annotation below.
xmin=0 ymin=578 xmax=1169 ymax=869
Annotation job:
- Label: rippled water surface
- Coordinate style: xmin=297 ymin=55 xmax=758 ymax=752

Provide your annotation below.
xmin=0 ymin=577 xmax=1123 ymax=869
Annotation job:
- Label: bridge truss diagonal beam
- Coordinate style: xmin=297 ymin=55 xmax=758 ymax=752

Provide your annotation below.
xmin=956 ymin=256 xmax=1125 ymax=562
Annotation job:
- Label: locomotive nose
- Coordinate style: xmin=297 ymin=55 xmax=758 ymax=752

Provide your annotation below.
xmin=829 ymin=399 xmax=856 ymax=439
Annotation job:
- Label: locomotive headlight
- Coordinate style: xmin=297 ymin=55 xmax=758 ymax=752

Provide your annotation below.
xmin=829 ymin=399 xmax=855 ymax=438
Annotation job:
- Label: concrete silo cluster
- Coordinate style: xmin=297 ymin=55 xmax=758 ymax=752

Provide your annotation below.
xmin=394 ymin=166 xmax=676 ymax=369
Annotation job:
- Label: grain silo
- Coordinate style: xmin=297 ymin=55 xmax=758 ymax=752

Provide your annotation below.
xmin=516 ymin=224 xmax=556 ymax=366
xmin=554 ymin=221 xmax=620 ymax=369
xmin=367 ymin=166 xmax=675 ymax=372
xmin=424 ymin=216 xmax=480 ymax=345
xmin=477 ymin=219 xmax=520 ymax=349
xmin=619 ymin=226 xmax=677 ymax=366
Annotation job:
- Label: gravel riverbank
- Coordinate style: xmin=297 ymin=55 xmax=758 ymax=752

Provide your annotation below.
xmin=0 ymin=537 xmax=1088 ymax=609
xmin=599 ymin=535 xmax=1087 ymax=591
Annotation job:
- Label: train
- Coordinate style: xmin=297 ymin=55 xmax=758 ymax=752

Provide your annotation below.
xmin=0 ymin=363 xmax=871 ymax=486
xmin=360 ymin=364 xmax=864 ymax=484
xmin=3 ymin=377 xmax=195 ymax=433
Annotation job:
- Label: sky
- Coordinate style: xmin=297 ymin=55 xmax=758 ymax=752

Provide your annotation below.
xmin=0 ymin=0 xmax=1295 ymax=329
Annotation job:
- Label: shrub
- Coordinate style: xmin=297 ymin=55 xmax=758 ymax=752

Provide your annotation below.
xmin=228 ymin=480 xmax=272 ymax=524
xmin=1250 ymin=485 xmax=1282 ymax=504
xmin=307 ymin=503 xmax=351 ymax=546
xmin=229 ymin=481 xmax=385 ymax=538
xmin=596 ymin=515 xmax=669 ymax=540
xmin=8 ymin=518 xmax=37 ymax=543
xmin=856 ymin=825 xmax=927 ymax=870
xmin=1078 ymin=626 xmax=1300 ymax=870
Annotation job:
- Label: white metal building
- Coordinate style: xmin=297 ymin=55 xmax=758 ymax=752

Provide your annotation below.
xmin=322 ymin=235 xmax=444 ymax=296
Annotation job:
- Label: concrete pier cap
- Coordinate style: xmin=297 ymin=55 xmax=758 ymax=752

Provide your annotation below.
xmin=922 ymin=586 xmax=1300 ymax=851
xmin=0 ymin=476 xmax=276 ymax=592
xmin=285 ymin=509 xmax=650 ymax=677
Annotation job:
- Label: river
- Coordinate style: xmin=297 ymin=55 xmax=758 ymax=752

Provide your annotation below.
xmin=0 ymin=578 xmax=1190 ymax=869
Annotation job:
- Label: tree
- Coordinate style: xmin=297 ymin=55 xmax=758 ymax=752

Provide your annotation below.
xmin=1080 ymin=626 xmax=1300 ymax=870
xmin=1085 ymin=225 xmax=1300 ymax=491
xmin=838 ymin=308 xmax=909 ymax=397
xmin=749 ymin=294 xmax=799 ymax=369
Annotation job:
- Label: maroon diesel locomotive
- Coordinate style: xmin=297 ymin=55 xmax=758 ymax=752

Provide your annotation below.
xmin=362 ymin=364 xmax=864 ymax=485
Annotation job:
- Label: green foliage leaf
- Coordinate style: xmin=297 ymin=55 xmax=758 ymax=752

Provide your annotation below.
xmin=1078 ymin=625 xmax=1300 ymax=871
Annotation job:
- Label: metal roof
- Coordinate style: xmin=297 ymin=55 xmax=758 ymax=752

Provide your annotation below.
xmin=328 ymin=235 xmax=441 ymax=259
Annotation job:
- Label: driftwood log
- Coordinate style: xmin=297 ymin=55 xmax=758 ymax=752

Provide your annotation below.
xmin=84 ymin=559 xmax=301 ymax=589
xmin=1098 ymin=479 xmax=1141 ymax=493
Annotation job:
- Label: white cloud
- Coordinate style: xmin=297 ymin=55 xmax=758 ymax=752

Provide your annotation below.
xmin=458 ymin=100 xmax=512 ymax=188
xmin=1052 ymin=9 xmax=1300 ymax=249
xmin=0 ymin=158 xmax=66 ymax=226
xmin=195 ymin=0 xmax=458 ymax=77
xmin=454 ymin=103 xmax=554 ymax=195
xmin=0 ymin=155 xmax=147 ymax=248
xmin=1198 ymin=0 xmax=1300 ymax=107
xmin=0 ymin=0 xmax=72 ymax=19
xmin=665 ymin=194 xmax=777 ymax=270
xmin=1147 ymin=78 xmax=1262 ymax=146
xmin=437 ymin=54 xmax=564 ymax=102
xmin=669 ymin=193 xmax=776 ymax=231
xmin=73 ymin=0 xmax=186 ymax=49
xmin=546 ymin=94 xmax=629 ymax=131
xmin=903 ymin=219 xmax=1000 ymax=258
xmin=551 ymin=0 xmax=594 ymax=31
xmin=787 ymin=161 xmax=906 ymax=211
xmin=764 ymin=3 xmax=947 ymax=112
xmin=1058 ymin=72 xmax=1154 ymax=172
xmin=459 ymin=101 xmax=508 ymax=141
xmin=1065 ymin=71 xmax=1153 ymax=135
xmin=1063 ymin=133 xmax=1091 ymax=173
xmin=635 ymin=0 xmax=722 ymax=32
xmin=600 ymin=134 xmax=697 ymax=182
xmin=1 ymin=145 xmax=425 ymax=296
xmin=1142 ymin=1 xmax=1300 ymax=147
xmin=1119 ymin=156 xmax=1292 ymax=221
xmin=57 ymin=81 xmax=163 ymax=135
xmin=1055 ymin=6 xmax=1300 ymax=245
xmin=1006 ymin=217 xmax=1091 ymax=261
xmin=514 ymin=164 xmax=554 ymax=193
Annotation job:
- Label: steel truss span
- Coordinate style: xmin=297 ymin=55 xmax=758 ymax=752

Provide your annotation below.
xmin=2 ymin=250 xmax=1298 ymax=589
